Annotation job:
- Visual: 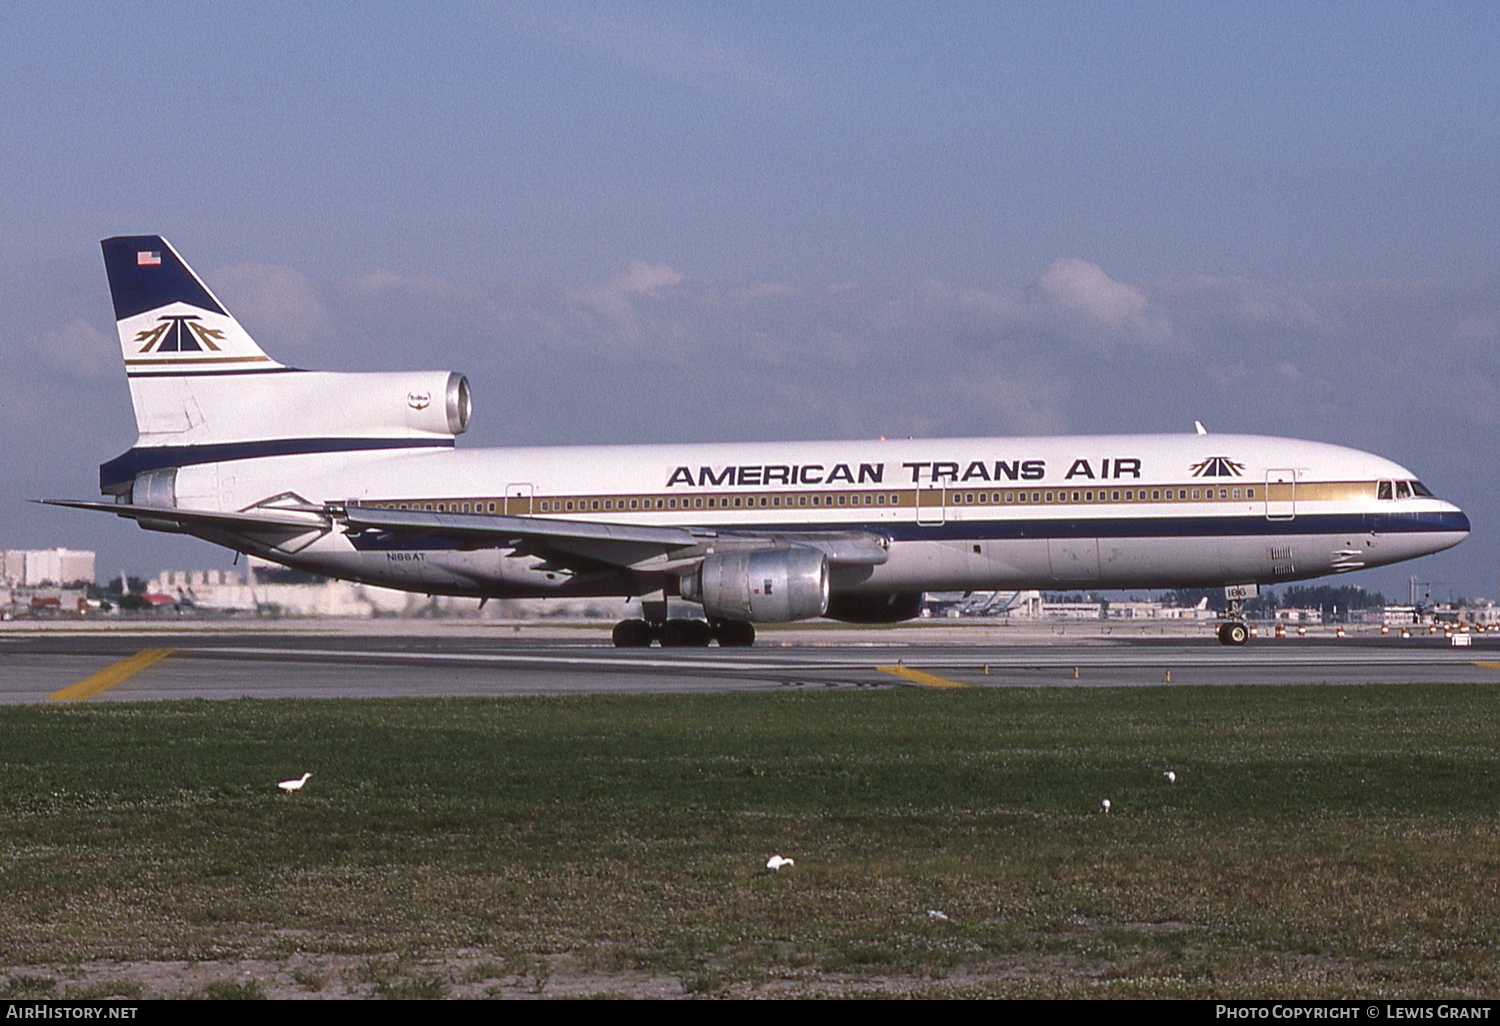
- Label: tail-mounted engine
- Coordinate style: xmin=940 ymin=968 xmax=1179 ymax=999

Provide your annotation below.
xmin=680 ymin=547 xmax=829 ymax=622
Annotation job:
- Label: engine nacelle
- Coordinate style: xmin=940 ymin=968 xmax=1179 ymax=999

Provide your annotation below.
xmin=680 ymin=547 xmax=829 ymax=622
xmin=824 ymin=591 xmax=925 ymax=624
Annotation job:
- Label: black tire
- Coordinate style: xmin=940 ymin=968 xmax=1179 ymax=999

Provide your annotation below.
xmin=714 ymin=620 xmax=756 ymax=647
xmin=1219 ymin=622 xmax=1249 ymax=646
xmin=612 ymin=619 xmax=654 ymax=648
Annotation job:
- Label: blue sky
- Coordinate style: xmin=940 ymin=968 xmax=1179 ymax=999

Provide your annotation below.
xmin=1 ymin=2 xmax=1496 ymax=601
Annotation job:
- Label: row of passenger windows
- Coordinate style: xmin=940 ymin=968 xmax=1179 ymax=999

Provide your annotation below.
xmin=955 ymin=487 xmax=1254 ymax=504
xmin=367 ymin=486 xmax=1260 ymax=513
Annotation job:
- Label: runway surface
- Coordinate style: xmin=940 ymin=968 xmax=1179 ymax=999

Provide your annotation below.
xmin=3 ymin=622 xmax=1499 ymax=703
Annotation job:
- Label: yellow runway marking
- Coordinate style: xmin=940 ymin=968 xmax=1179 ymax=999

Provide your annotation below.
xmin=49 ymin=649 xmax=175 ymax=701
xmin=876 ymin=664 xmax=970 ymax=689
xmin=1474 ymin=662 xmax=1500 ymax=671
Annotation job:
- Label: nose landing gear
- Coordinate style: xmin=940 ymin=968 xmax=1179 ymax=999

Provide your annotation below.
xmin=1216 ymin=621 xmax=1249 ymax=646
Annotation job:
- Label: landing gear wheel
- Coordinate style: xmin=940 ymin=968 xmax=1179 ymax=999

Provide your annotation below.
xmin=713 ymin=620 xmax=756 ymax=647
xmin=1217 ymin=622 xmax=1249 ymax=646
xmin=612 ymin=619 xmax=655 ymax=648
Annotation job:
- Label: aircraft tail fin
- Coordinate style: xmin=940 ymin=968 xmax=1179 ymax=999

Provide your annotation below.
xmin=101 ymin=236 xmax=282 ymax=377
xmin=96 ymin=235 xmax=469 ymax=498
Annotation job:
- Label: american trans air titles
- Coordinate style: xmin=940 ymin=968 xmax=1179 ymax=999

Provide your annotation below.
xmin=45 ymin=235 xmax=1470 ymax=648
xmin=665 ymin=458 xmax=1142 ymax=488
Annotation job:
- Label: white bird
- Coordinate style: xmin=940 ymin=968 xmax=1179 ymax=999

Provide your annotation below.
xmin=1100 ymin=799 xmax=1111 ymax=813
xmin=1164 ymin=771 xmax=1176 ymax=784
xmin=766 ymin=854 xmax=794 ymax=871
xmin=278 ymin=772 xmax=312 ymax=793
xmin=926 ymin=910 xmax=950 ymax=921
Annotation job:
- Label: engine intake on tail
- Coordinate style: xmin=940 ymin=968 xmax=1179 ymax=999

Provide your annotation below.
xmin=680 ymin=547 xmax=829 ymax=622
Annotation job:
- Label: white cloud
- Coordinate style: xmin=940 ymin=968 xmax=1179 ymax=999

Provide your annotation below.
xmin=34 ymin=318 xmax=115 ymax=382
xmin=1453 ymin=314 xmax=1497 ymax=341
xmin=1031 ymin=258 xmax=1176 ymax=348
xmin=210 ymin=263 xmax=334 ymax=351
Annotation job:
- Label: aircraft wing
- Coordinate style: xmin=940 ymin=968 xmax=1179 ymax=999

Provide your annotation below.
xmin=339 ymin=505 xmax=890 ymax=572
xmin=40 ymin=499 xmax=890 ymax=573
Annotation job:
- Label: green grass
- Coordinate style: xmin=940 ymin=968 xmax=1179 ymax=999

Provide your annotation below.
xmin=2 ymin=686 xmax=1500 ymax=997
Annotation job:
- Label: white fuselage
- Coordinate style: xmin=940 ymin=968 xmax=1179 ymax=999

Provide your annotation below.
xmin=159 ymin=431 xmax=1468 ymax=601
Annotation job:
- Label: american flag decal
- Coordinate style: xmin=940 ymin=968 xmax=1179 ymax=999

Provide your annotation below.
xmin=137 ymin=251 xmax=162 ymax=266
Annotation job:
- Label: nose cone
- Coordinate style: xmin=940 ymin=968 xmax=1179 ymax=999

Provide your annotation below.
xmin=1433 ymin=500 xmax=1470 ymax=553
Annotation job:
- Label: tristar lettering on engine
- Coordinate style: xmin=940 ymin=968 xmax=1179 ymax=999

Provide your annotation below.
xmin=43 ymin=236 xmax=1470 ymax=647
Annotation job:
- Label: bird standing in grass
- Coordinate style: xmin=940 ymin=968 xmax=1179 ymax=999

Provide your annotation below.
xmin=1100 ymin=799 xmax=1111 ymax=813
xmin=1164 ymin=770 xmax=1176 ymax=783
xmin=766 ymin=855 xmax=794 ymax=871
xmin=278 ymin=772 xmax=312 ymax=793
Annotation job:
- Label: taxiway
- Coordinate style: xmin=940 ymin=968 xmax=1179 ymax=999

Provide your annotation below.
xmin=2 ymin=621 xmax=1497 ymax=703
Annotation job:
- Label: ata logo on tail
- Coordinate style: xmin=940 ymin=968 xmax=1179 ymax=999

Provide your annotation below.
xmin=134 ymin=314 xmax=226 ymax=353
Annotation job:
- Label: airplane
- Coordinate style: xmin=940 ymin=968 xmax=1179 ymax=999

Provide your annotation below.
xmin=44 ymin=236 xmax=1470 ymax=647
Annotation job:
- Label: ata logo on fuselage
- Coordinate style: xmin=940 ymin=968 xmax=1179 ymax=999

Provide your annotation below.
xmin=1190 ymin=456 xmax=1245 ymax=478
xmin=134 ymin=314 xmax=225 ymax=353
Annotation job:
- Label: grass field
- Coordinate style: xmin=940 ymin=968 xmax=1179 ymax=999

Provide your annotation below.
xmin=3 ymin=685 xmax=1500 ymax=998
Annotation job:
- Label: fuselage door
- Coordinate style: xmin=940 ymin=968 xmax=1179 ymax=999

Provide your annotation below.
xmin=916 ymin=483 xmax=946 ymax=526
xmin=1265 ymin=469 xmax=1296 ymax=521
xmin=505 ymin=483 xmax=534 ymax=516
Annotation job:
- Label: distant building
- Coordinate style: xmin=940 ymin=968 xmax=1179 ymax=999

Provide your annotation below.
xmin=2 ymin=548 xmax=96 ymax=587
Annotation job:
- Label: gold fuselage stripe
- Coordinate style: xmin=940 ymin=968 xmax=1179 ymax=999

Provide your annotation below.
xmin=353 ymin=480 xmax=1383 ymax=517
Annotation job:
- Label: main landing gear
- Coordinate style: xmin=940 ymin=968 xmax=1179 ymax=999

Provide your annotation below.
xmin=611 ymin=618 xmax=756 ymax=648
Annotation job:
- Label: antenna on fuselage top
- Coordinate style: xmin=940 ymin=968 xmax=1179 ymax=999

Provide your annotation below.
xmin=1194 ymin=420 xmax=1208 ymax=435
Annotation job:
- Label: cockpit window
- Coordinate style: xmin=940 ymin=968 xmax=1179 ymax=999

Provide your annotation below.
xmin=1396 ymin=480 xmax=1412 ymax=499
xmin=1411 ymin=480 xmax=1433 ymax=497
xmin=1377 ymin=481 xmax=1393 ymax=500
